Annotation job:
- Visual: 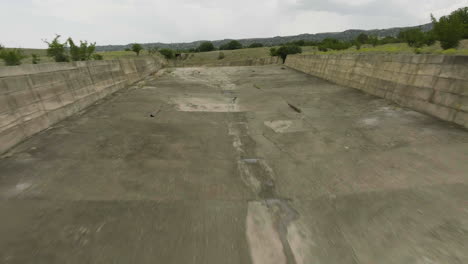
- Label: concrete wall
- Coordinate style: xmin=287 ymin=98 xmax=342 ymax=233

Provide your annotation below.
xmin=0 ymin=57 xmax=165 ymax=153
xmin=286 ymin=54 xmax=468 ymax=129
xmin=171 ymin=56 xmax=280 ymax=68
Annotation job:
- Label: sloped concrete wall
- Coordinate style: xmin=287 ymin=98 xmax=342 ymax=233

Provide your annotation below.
xmin=286 ymin=54 xmax=468 ymax=129
xmin=0 ymin=57 xmax=165 ymax=153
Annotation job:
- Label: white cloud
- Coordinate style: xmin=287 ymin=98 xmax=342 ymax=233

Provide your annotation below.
xmin=1 ymin=0 xmax=467 ymax=48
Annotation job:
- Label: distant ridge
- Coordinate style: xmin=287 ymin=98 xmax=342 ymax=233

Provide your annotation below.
xmin=96 ymin=23 xmax=433 ymax=52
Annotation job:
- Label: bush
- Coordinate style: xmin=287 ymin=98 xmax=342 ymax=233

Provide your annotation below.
xmin=398 ymin=28 xmax=434 ymax=48
xmin=275 ymin=45 xmax=302 ymax=63
xmin=368 ymin=36 xmax=379 ymax=47
xmin=32 ymin=54 xmax=40 ymax=64
xmin=220 ymin=40 xmax=243 ymax=50
xmin=92 ymin=54 xmax=103 ymax=60
xmin=318 ymin=38 xmax=352 ymax=51
xmin=270 ymin=47 xmax=278 ymax=57
xmin=159 ymin=48 xmax=175 ymax=59
xmin=198 ymin=41 xmax=215 ymax=52
xmin=249 ymin=43 xmax=264 ymax=48
xmin=131 ymin=43 xmax=143 ymax=56
xmin=68 ymin=38 xmax=96 ymax=61
xmin=356 ymin=33 xmax=369 ymax=44
xmin=44 ymin=35 xmax=69 ymax=62
xmin=218 ymin=52 xmax=225 ymax=60
xmin=0 ymin=48 xmax=26 ymax=66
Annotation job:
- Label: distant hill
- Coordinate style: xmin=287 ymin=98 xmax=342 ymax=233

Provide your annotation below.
xmin=96 ymin=23 xmax=433 ymax=52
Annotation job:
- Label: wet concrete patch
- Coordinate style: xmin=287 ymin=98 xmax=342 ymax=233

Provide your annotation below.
xmin=172 ymin=97 xmax=240 ymax=112
xmin=264 ymin=120 xmax=309 ymax=133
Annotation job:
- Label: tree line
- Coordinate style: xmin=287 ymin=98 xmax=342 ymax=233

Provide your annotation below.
xmin=162 ymin=6 xmax=468 ymax=57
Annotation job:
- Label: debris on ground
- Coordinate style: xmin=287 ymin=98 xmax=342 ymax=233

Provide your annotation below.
xmin=287 ymin=103 xmax=302 ymax=113
xmin=149 ymin=109 xmax=162 ymax=118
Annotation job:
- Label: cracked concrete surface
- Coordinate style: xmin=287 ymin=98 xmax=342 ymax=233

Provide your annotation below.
xmin=1 ymin=65 xmax=468 ymax=264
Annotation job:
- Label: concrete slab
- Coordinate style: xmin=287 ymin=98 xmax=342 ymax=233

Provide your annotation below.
xmin=1 ymin=65 xmax=467 ymax=263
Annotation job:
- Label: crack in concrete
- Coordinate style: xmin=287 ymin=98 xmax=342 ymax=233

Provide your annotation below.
xmin=227 ymin=114 xmax=304 ymax=264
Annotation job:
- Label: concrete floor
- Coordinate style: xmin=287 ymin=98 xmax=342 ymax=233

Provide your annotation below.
xmin=1 ymin=65 xmax=467 ymax=264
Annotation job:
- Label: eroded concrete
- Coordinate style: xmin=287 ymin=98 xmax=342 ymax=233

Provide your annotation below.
xmin=1 ymin=65 xmax=467 ymax=264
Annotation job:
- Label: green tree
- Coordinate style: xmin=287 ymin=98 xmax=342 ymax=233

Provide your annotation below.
xmin=220 ymin=40 xmax=243 ymax=50
xmin=218 ymin=52 xmax=225 ymax=60
xmin=432 ymin=13 xmax=464 ymax=49
xmin=292 ymin=40 xmax=305 ymax=46
xmin=0 ymin=48 xmax=27 ymax=66
xmin=356 ymin=33 xmax=369 ymax=44
xmin=131 ymin=43 xmax=143 ymax=56
xmin=398 ymin=28 xmax=431 ymax=48
xmin=198 ymin=41 xmax=215 ymax=52
xmin=269 ymin=47 xmax=278 ymax=57
xmin=68 ymin=38 xmax=96 ymax=61
xmin=275 ymin=45 xmax=302 ymax=63
xmin=159 ymin=48 xmax=174 ymax=59
xmin=249 ymin=43 xmax=264 ymax=48
xmin=450 ymin=7 xmax=468 ymax=38
xmin=44 ymin=35 xmax=69 ymax=62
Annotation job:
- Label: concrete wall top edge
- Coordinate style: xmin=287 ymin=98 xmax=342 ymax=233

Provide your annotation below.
xmin=0 ymin=57 xmax=164 ymax=78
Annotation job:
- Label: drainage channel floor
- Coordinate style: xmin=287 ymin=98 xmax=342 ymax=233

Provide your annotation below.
xmin=1 ymin=65 xmax=467 ymax=264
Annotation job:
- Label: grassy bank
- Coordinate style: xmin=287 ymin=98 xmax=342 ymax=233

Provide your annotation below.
xmin=2 ymin=40 xmax=467 ymax=67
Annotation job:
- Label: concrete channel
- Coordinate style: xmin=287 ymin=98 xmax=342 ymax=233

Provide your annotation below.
xmin=1 ymin=65 xmax=467 ymax=263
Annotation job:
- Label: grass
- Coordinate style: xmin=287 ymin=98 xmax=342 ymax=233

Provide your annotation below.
xmin=301 ymin=40 xmax=468 ymax=56
xmin=0 ymin=48 xmax=162 ymax=66
xmin=176 ymin=47 xmax=273 ymax=66
xmin=2 ymin=40 xmax=467 ymax=67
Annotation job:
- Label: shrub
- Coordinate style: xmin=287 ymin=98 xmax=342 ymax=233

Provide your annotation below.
xmin=92 ymin=54 xmax=103 ymax=60
xmin=159 ymin=48 xmax=175 ymax=59
xmin=432 ymin=13 xmax=464 ymax=49
xmin=318 ymin=38 xmax=352 ymax=51
xmin=276 ymin=45 xmax=302 ymax=63
xmin=131 ymin=43 xmax=143 ymax=56
xmin=356 ymin=33 xmax=369 ymax=44
xmin=218 ymin=52 xmax=225 ymax=60
xmin=398 ymin=28 xmax=434 ymax=48
xmin=0 ymin=48 xmax=27 ymax=66
xmin=269 ymin=47 xmax=278 ymax=57
xmin=220 ymin=40 xmax=243 ymax=50
xmin=44 ymin=35 xmax=69 ymax=62
xmin=68 ymin=38 xmax=96 ymax=61
xmin=368 ymin=36 xmax=379 ymax=47
xmin=32 ymin=54 xmax=40 ymax=64
xmin=198 ymin=41 xmax=215 ymax=52
xmin=249 ymin=43 xmax=264 ymax=48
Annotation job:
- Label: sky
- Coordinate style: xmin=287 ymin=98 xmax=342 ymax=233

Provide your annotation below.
xmin=1 ymin=0 xmax=468 ymax=48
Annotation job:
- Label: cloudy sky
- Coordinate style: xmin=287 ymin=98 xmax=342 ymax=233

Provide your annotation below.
xmin=2 ymin=0 xmax=468 ymax=48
